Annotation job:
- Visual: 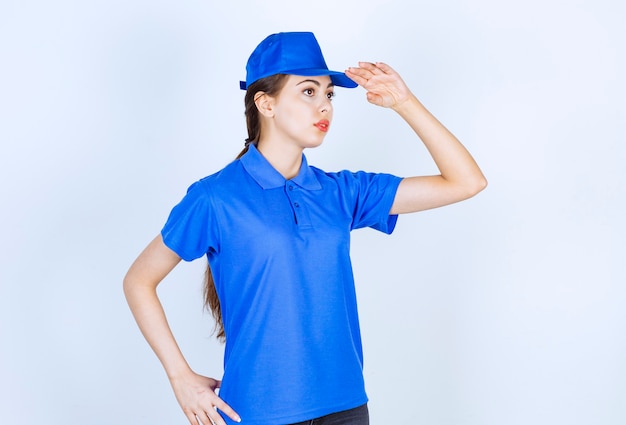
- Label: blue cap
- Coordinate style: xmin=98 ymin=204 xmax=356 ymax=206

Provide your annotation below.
xmin=240 ymin=32 xmax=358 ymax=90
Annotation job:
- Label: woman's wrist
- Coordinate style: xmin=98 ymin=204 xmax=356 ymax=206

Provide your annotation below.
xmin=391 ymin=92 xmax=422 ymax=116
xmin=164 ymin=359 xmax=194 ymax=381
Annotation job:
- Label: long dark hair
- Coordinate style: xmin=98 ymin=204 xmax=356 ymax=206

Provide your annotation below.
xmin=203 ymin=74 xmax=288 ymax=342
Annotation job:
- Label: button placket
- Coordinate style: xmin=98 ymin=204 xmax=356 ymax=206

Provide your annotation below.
xmin=285 ymin=182 xmax=311 ymax=228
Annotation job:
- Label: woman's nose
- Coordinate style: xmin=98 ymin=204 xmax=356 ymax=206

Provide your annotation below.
xmin=320 ymin=98 xmax=332 ymax=113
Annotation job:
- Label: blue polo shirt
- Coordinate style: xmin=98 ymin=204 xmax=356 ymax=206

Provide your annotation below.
xmin=162 ymin=145 xmax=402 ymax=425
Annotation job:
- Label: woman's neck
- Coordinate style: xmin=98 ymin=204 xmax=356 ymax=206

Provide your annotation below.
xmin=256 ymin=139 xmax=303 ymax=180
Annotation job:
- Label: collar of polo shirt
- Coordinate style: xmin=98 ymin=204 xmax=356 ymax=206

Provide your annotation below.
xmin=240 ymin=144 xmax=323 ymax=190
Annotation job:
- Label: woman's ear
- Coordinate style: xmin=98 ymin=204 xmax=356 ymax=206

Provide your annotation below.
xmin=254 ymin=92 xmax=275 ymax=118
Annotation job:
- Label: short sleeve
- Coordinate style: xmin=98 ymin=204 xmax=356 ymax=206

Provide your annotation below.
xmin=160 ymin=179 xmax=217 ymax=261
xmin=341 ymin=171 xmax=403 ymax=234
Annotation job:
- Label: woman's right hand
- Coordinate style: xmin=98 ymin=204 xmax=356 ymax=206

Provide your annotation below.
xmin=170 ymin=371 xmax=241 ymax=425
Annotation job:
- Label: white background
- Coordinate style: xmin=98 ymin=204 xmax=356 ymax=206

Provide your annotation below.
xmin=1 ymin=0 xmax=624 ymax=424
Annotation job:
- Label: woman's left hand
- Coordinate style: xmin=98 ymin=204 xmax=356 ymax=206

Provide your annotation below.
xmin=345 ymin=62 xmax=413 ymax=110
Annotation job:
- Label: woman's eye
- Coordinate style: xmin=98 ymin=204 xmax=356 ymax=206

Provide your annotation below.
xmin=327 ymin=91 xmax=335 ymax=100
xmin=304 ymin=88 xmax=314 ymax=96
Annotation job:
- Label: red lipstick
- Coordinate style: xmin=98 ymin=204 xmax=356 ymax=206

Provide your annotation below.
xmin=314 ymin=119 xmax=330 ymax=132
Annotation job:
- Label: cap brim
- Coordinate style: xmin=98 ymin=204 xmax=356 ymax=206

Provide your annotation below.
xmin=330 ymin=72 xmax=359 ymax=89
xmin=288 ymin=68 xmax=358 ymax=88
xmin=240 ymin=69 xmax=358 ymax=90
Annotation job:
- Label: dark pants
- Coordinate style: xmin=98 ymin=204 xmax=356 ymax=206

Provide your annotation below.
xmin=289 ymin=404 xmax=369 ymax=425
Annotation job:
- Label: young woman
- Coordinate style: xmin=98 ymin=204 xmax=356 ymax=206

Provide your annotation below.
xmin=124 ymin=32 xmax=486 ymax=425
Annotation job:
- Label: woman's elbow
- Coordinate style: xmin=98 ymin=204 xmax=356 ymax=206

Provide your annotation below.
xmin=122 ymin=268 xmax=147 ymax=300
xmin=463 ymin=174 xmax=488 ymax=199
xmin=475 ymin=174 xmax=488 ymax=194
xmin=122 ymin=273 xmax=136 ymax=300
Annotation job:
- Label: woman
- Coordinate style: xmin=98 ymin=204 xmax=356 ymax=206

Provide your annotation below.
xmin=124 ymin=32 xmax=486 ymax=425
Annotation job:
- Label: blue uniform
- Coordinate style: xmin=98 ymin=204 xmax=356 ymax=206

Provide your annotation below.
xmin=162 ymin=145 xmax=402 ymax=424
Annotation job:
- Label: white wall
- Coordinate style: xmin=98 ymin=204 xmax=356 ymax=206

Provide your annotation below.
xmin=1 ymin=0 xmax=624 ymax=424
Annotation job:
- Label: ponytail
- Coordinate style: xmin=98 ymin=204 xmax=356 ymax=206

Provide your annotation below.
xmin=203 ymin=74 xmax=288 ymax=342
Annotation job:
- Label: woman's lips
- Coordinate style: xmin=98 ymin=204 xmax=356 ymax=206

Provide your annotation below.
xmin=314 ymin=120 xmax=330 ymax=132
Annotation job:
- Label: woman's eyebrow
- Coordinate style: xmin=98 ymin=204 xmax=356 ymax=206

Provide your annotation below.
xmin=296 ymin=79 xmax=334 ymax=88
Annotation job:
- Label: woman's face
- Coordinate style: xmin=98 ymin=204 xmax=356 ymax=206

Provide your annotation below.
xmin=269 ymin=74 xmax=335 ymax=149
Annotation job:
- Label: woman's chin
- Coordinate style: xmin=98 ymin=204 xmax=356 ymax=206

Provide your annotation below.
xmin=302 ymin=136 xmax=327 ymax=150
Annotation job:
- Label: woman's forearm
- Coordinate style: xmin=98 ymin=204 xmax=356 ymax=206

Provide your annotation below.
xmin=123 ymin=281 xmax=192 ymax=380
xmin=393 ymin=94 xmax=487 ymax=194
xmin=123 ymin=235 xmax=191 ymax=379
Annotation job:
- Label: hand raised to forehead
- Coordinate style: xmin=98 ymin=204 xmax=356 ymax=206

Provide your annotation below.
xmin=345 ymin=62 xmax=412 ymax=109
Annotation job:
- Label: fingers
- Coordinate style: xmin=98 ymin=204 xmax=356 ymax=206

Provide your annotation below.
xmin=207 ymin=380 xmax=240 ymax=422
xmin=345 ymin=62 xmax=395 ymax=86
xmin=345 ymin=68 xmax=368 ymax=87
xmin=345 ymin=63 xmax=377 ymax=83
xmin=366 ymin=91 xmax=385 ymax=107
xmin=345 ymin=61 xmax=410 ymax=109
xmin=353 ymin=62 xmax=381 ymax=77
xmin=348 ymin=62 xmax=392 ymax=77
xmin=184 ymin=410 xmax=197 ymax=425
xmin=370 ymin=61 xmax=393 ymax=73
xmin=217 ymin=403 xmax=241 ymax=423
xmin=200 ymin=409 xmax=223 ymax=425
xmin=173 ymin=374 xmax=240 ymax=425
xmin=358 ymin=61 xmax=389 ymax=74
xmin=203 ymin=393 xmax=241 ymax=424
xmin=183 ymin=406 xmax=235 ymax=425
